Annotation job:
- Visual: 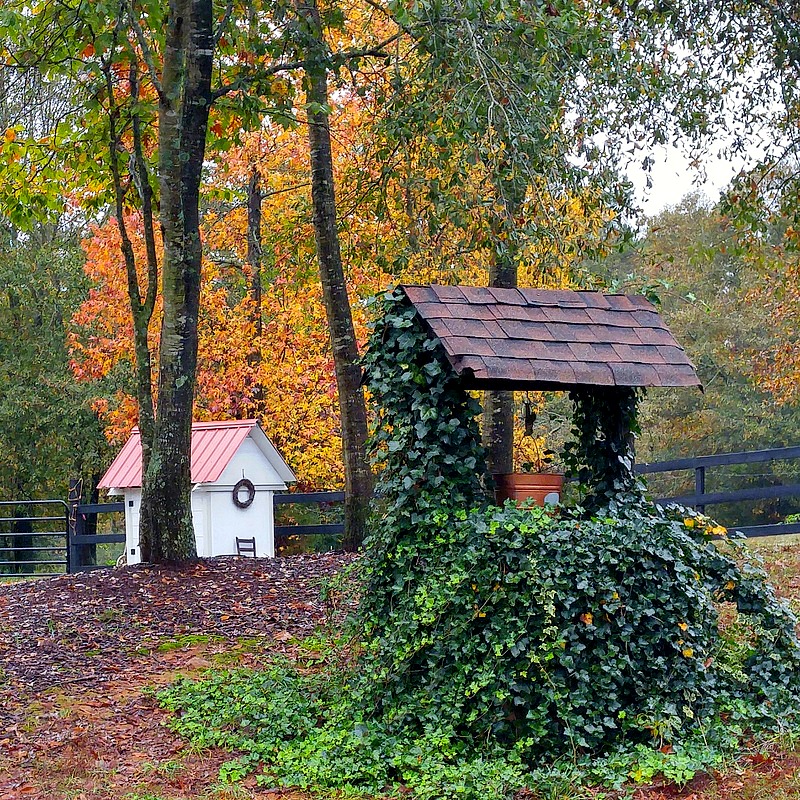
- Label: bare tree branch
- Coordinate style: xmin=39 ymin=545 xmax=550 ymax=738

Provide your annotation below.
xmin=214 ymin=0 xmax=235 ymax=45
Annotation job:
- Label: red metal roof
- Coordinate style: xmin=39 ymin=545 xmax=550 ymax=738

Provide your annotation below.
xmin=401 ymin=285 xmax=701 ymax=390
xmin=99 ymin=420 xmax=258 ymax=489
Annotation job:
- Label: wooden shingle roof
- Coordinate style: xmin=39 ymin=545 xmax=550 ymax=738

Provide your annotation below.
xmin=401 ymin=284 xmax=701 ymax=391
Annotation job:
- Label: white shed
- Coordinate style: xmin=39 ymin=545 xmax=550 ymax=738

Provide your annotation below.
xmin=98 ymin=420 xmax=296 ymax=563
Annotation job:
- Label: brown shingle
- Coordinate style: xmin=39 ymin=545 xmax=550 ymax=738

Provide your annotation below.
xmin=632 ymin=309 xmax=665 ymax=328
xmin=413 ymin=302 xmax=454 ymax=319
xmin=664 ymin=364 xmax=704 ymax=386
xmin=634 ymin=327 xmax=683 ymax=346
xmin=656 ymin=345 xmax=691 ymax=365
xmin=542 ymin=307 xmax=593 ymax=324
xmin=612 ymin=343 xmax=664 ymax=364
xmin=492 ymin=339 xmax=573 ymax=360
xmin=443 ymin=318 xmax=493 ymax=338
xmin=567 ymin=342 xmax=599 ymax=362
xmin=598 ymin=325 xmax=643 ymax=345
xmin=455 ymin=355 xmax=489 ymax=377
xmin=403 ymin=285 xmax=438 ymax=304
xmin=569 ymin=342 xmax=620 ymax=362
xmin=447 ymin=337 xmax=494 ymax=357
xmin=448 ymin=303 xmax=500 ymax=321
xmin=481 ymin=319 xmax=507 ymax=338
xmin=576 ymin=292 xmax=612 ymax=309
xmin=433 ymin=285 xmax=467 ymax=302
xmin=495 ymin=305 xmax=550 ymax=323
xmin=545 ymin=322 xmax=601 ymax=343
xmin=571 ymin=362 xmax=616 ymax=385
xmin=400 ymin=284 xmax=702 ymax=389
xmin=609 ymin=362 xmax=661 ymax=385
xmin=586 ymin=307 xmax=640 ymax=327
xmin=520 ymin=288 xmax=584 ymax=307
xmin=529 ymin=360 xmax=577 ymax=384
xmin=604 ymin=294 xmax=638 ymax=312
xmin=460 ymin=286 xmax=497 ymax=304
xmin=499 ymin=320 xmax=556 ymax=341
xmin=483 ymin=356 xmax=531 ymax=380
xmin=489 ymin=287 xmax=526 ymax=305
xmin=424 ymin=318 xmax=451 ymax=341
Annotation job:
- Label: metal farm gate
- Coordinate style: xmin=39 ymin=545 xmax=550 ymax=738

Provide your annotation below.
xmin=0 ymin=500 xmax=70 ymax=578
xmin=0 ymin=498 xmax=125 ymax=579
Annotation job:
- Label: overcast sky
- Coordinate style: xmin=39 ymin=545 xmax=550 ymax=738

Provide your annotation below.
xmin=628 ymin=105 xmax=778 ymax=219
xmin=627 ymin=144 xmax=748 ymax=217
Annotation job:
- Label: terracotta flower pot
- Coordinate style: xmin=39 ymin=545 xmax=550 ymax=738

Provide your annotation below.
xmin=494 ymin=472 xmax=564 ymax=506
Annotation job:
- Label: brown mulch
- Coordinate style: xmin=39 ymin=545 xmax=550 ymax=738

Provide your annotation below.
xmin=0 ymin=554 xmax=356 ymax=698
xmin=0 ymin=555 xmax=357 ymax=800
xmin=2 ymin=546 xmax=800 ymax=799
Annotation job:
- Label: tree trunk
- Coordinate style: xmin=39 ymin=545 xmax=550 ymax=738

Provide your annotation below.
xmin=298 ymin=0 xmax=373 ymax=550
xmin=104 ymin=60 xmax=157 ymax=490
xmin=483 ymin=245 xmax=516 ymax=476
xmin=246 ymin=166 xmax=265 ymax=414
xmin=247 ymin=167 xmax=264 ymax=343
xmin=139 ymin=0 xmax=214 ymax=563
xmin=482 ymin=169 xmax=527 ymax=477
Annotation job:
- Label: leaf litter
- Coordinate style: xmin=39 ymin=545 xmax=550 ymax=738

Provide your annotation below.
xmin=0 ymin=554 xmax=354 ymax=800
xmin=1 ymin=544 xmax=800 ymax=798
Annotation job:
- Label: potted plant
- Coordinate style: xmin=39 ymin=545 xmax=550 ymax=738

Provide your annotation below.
xmin=494 ymin=398 xmax=564 ymax=506
xmin=494 ymin=452 xmax=565 ymax=506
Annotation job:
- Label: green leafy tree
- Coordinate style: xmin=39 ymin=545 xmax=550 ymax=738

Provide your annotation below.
xmin=0 ymin=223 xmax=106 ymax=501
xmin=599 ymin=195 xmax=800 ymax=521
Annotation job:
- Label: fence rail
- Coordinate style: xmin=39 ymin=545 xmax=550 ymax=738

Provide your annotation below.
xmin=68 ymin=499 xmax=125 ymax=573
xmin=273 ymin=446 xmax=800 ymax=544
xmin=636 ymin=445 xmax=800 ymax=538
xmin=273 ymin=491 xmax=345 ymax=542
xmin=3 ymin=444 xmax=799 ymax=577
xmin=0 ymin=497 xmax=127 ymax=578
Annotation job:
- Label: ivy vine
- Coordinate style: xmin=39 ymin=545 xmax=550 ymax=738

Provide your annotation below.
xmin=159 ymin=287 xmax=800 ymax=798
xmin=360 ymin=287 xmax=487 ymax=527
xmin=564 ymin=386 xmax=647 ymax=514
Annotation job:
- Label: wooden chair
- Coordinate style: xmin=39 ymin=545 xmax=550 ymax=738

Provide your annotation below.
xmin=236 ymin=537 xmax=257 ymax=557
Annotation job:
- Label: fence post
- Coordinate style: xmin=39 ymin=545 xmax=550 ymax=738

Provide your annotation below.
xmin=695 ymin=466 xmax=706 ymax=514
xmin=68 ymin=478 xmax=82 ymax=573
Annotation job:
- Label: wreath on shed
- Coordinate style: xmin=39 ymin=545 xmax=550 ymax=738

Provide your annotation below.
xmin=232 ymin=478 xmax=255 ymax=509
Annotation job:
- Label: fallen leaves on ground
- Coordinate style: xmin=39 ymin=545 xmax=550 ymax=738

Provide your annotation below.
xmin=0 ymin=554 xmax=355 ymax=800
xmin=2 ymin=545 xmax=800 ymax=799
xmin=0 ymin=554 xmax=355 ymax=693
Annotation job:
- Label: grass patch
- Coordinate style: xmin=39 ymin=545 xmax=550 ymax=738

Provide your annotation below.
xmin=156 ymin=633 xmax=223 ymax=653
xmin=96 ymin=608 xmax=123 ymax=624
xmin=211 ymin=637 xmax=268 ymax=667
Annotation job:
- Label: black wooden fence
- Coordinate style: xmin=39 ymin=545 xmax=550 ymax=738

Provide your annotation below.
xmin=274 ymin=491 xmax=344 ymax=536
xmin=2 ymin=445 xmax=800 ymax=578
xmin=0 ymin=500 xmax=70 ymax=577
xmin=0 ymin=498 xmax=125 ymax=580
xmin=68 ymin=500 xmax=126 ymax=573
xmin=276 ymin=445 xmax=800 ymax=546
xmin=636 ymin=445 xmax=800 ymax=538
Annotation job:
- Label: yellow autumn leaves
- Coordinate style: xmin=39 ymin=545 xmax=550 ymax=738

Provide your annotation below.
xmin=683 ymin=516 xmax=728 ymax=537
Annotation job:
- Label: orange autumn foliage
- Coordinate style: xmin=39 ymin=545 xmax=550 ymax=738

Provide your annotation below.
xmin=70 ymin=79 xmax=619 ymax=489
xmin=749 ymin=247 xmax=800 ymax=406
xmin=69 ymin=208 xmax=356 ymax=489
